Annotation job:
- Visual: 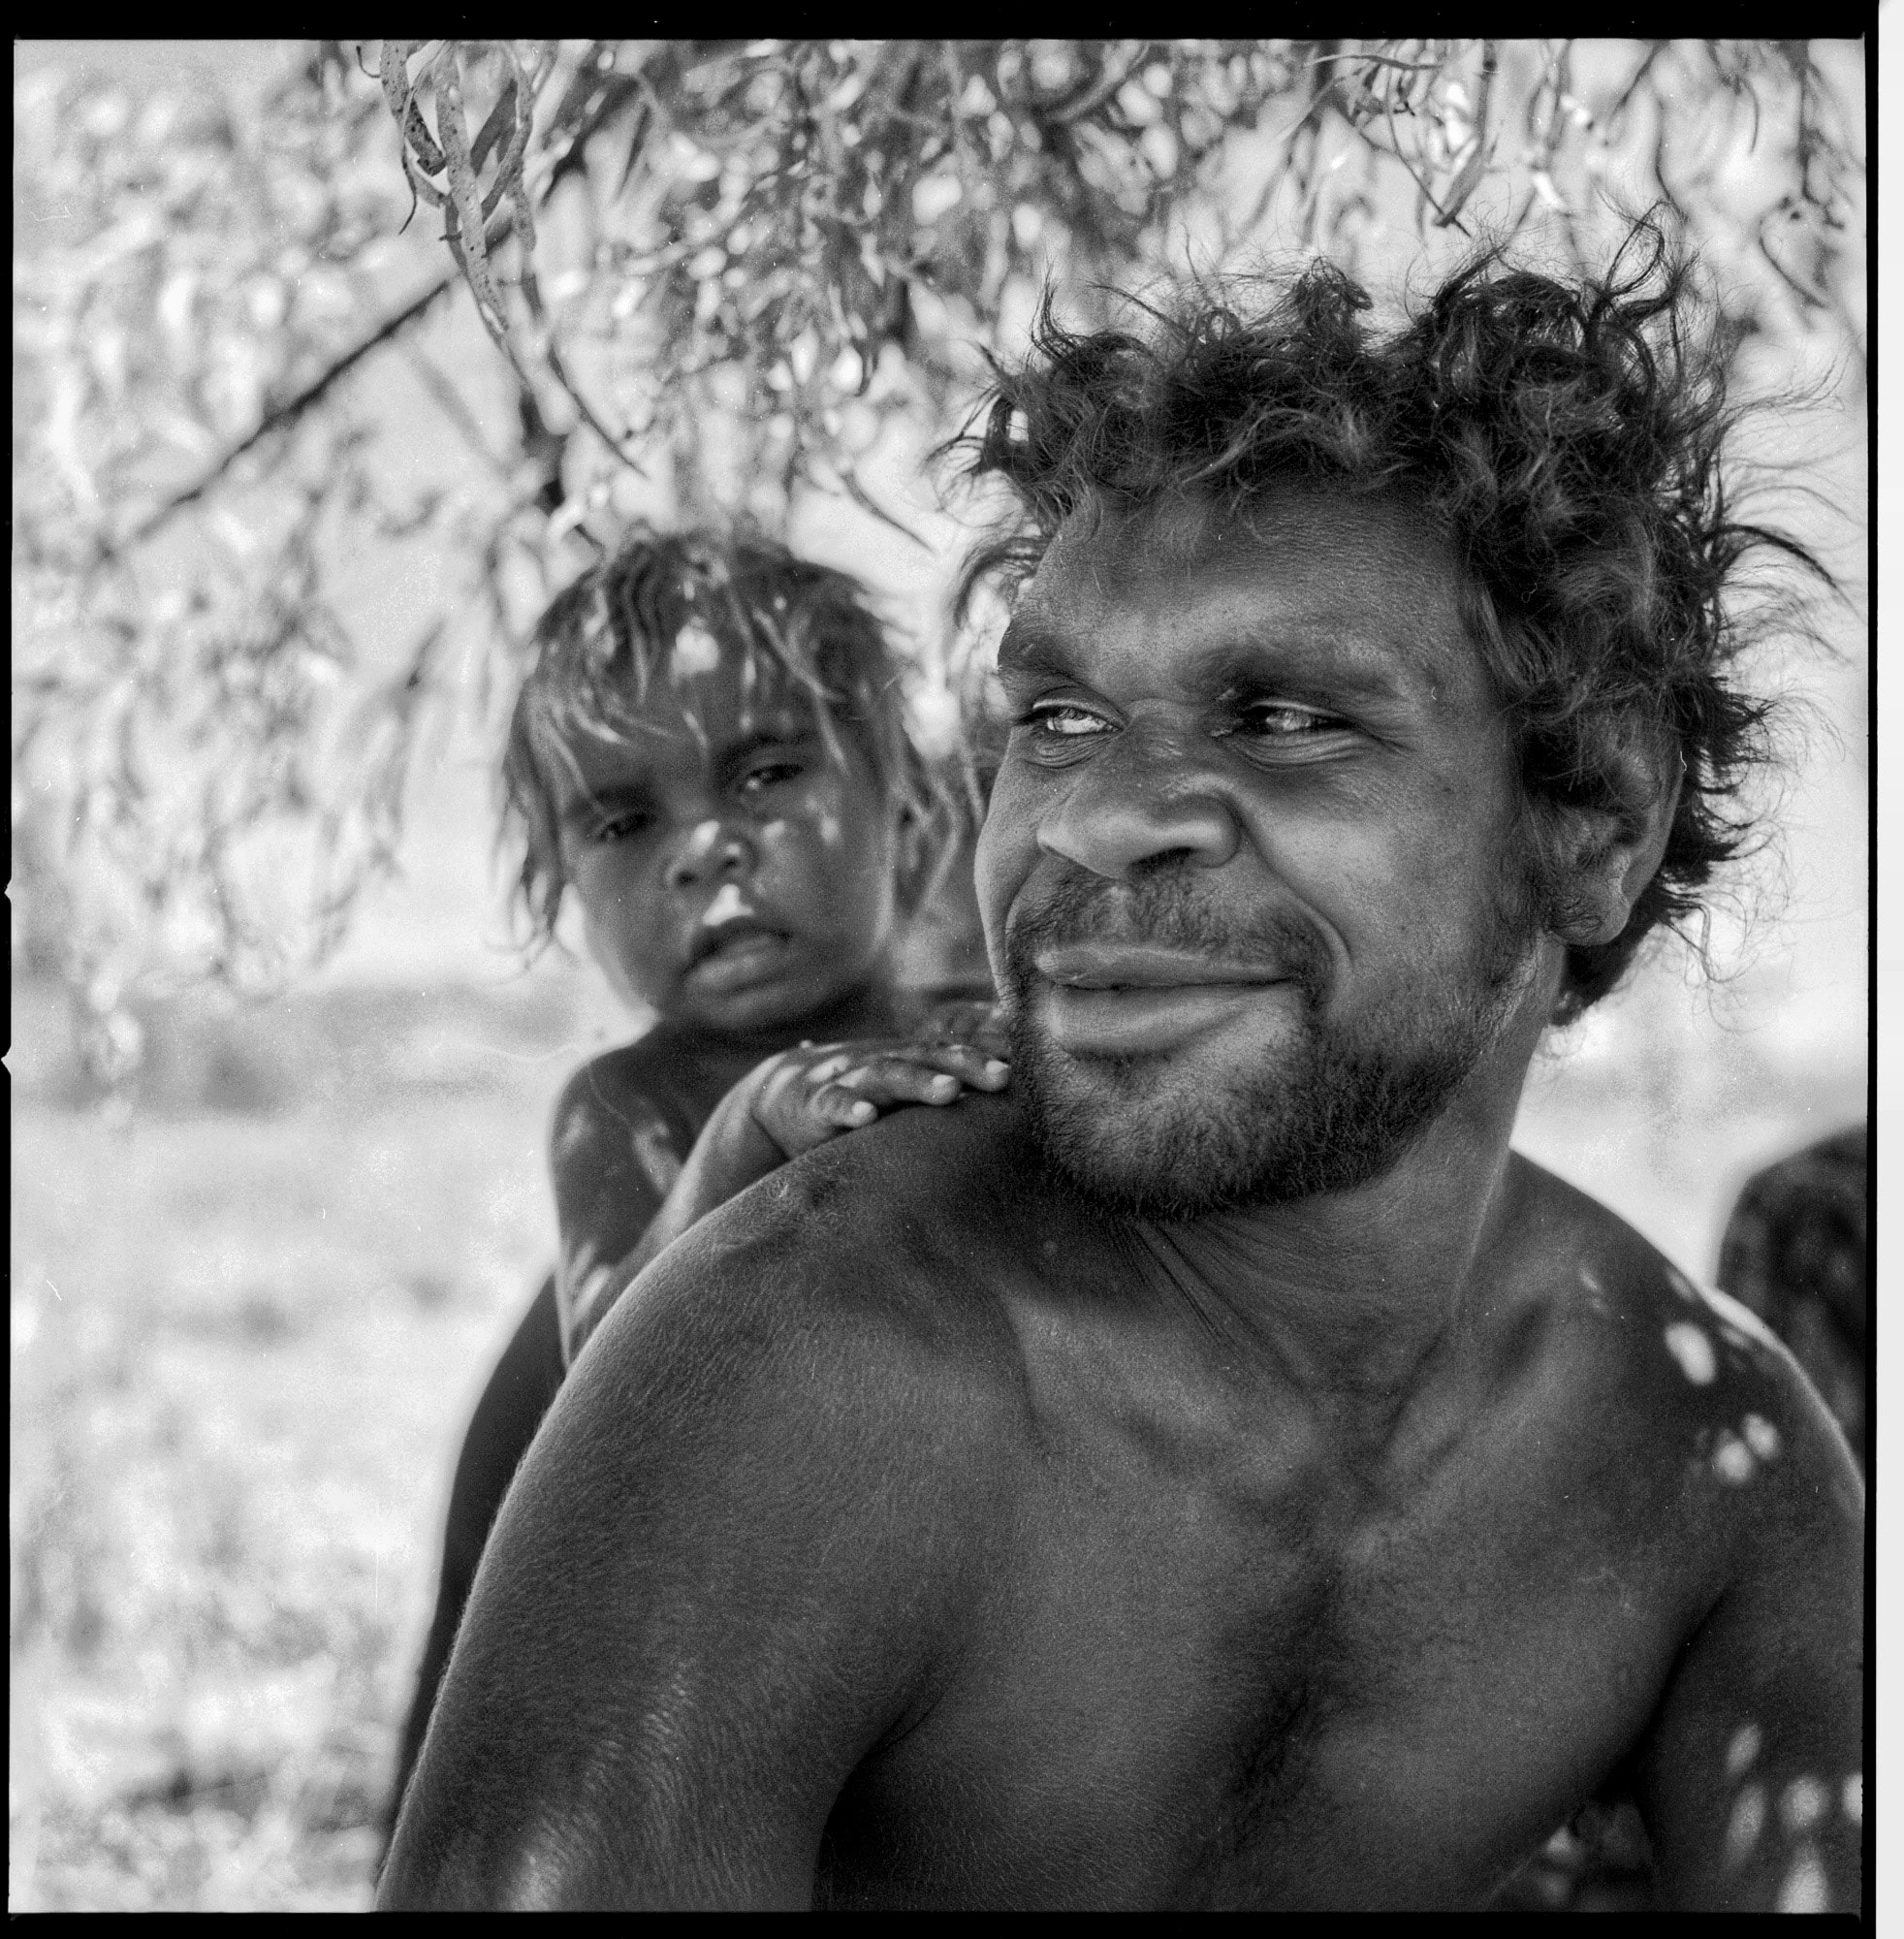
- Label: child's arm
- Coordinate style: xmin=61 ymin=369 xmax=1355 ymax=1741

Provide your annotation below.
xmin=550 ymin=1061 xmax=693 ymax=1368
xmin=556 ymin=1024 xmax=1007 ymax=1365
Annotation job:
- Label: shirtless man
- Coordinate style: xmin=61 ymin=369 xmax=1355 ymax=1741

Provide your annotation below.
xmin=380 ymin=234 xmax=1864 ymax=1913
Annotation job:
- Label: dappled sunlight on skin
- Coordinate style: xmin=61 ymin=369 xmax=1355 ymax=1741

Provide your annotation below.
xmin=677 ymin=821 xmax=729 ymax=878
xmin=1779 ymin=1776 xmax=1829 ymax=1835
xmin=1724 ymin=1784 xmax=1766 ymax=1870
xmin=1657 ymin=1271 xmax=1801 ymax=1493
xmin=1662 ymin=1274 xmax=1793 ymax=1397
xmin=1716 ymin=1754 xmax=1854 ymax=1910
xmin=1741 ymin=1414 xmax=1781 ymax=1462
xmin=626 ymin=1107 xmax=685 ymax=1200
xmin=1724 ymin=1723 xmax=1761 ymax=1782
xmin=671 ymin=623 xmax=723 ymax=680
xmin=553 ymin=1109 xmax=593 ymax=1164
xmin=1712 ymin=1725 xmax=1852 ymax=1898
xmin=560 ymin=1241 xmax=619 ymax=1332
xmin=1776 ymin=1844 xmax=1829 ymax=1913
xmin=1692 ymin=1407 xmax=1786 ymax=1487
xmin=1576 ymin=1265 xmax=1610 ymax=1316
xmin=1710 ymin=1431 xmax=1756 ymax=1485
xmin=1693 ymin=1282 xmax=1783 ymax=1356
xmin=703 ymin=881 xmax=750 ymax=927
xmin=1662 ymin=1322 xmax=1716 ymax=1385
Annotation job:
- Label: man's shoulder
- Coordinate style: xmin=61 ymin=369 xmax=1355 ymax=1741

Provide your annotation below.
xmin=751 ymin=1089 xmax=1037 ymax=1254
xmin=1503 ymin=1155 xmax=1861 ymax=1521
xmin=668 ymin=1091 xmax=1041 ymax=1335
xmin=587 ymin=1092 xmax=1045 ymax=1444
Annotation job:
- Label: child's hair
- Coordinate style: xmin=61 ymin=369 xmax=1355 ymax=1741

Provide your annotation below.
xmin=501 ymin=524 xmax=958 ymax=952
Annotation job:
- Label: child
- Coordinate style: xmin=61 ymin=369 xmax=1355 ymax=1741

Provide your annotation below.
xmin=384 ymin=527 xmax=1001 ymax=1846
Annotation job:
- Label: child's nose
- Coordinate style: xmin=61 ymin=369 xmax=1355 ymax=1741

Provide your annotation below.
xmin=664 ymin=817 xmax=754 ymax=890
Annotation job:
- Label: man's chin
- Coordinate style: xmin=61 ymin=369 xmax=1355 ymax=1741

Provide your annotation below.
xmin=1009 ymin=1036 xmax=1301 ymax=1220
xmin=1007 ymin=1013 xmax=1476 ymax=1223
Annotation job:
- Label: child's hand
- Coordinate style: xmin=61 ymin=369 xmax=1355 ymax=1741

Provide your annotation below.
xmin=747 ymin=1030 xmax=1010 ymax=1161
xmin=912 ymin=998 xmax=1011 ymax=1061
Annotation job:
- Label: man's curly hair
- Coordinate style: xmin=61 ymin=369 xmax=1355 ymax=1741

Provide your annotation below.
xmin=502 ymin=525 xmax=957 ymax=953
xmin=955 ymin=221 xmax=1826 ymax=1021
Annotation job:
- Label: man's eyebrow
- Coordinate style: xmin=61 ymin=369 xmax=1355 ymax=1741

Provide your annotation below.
xmin=994 ymin=622 xmax=1075 ymax=678
xmin=1199 ymin=633 xmax=1418 ymax=704
xmin=997 ymin=618 xmax=1424 ymax=703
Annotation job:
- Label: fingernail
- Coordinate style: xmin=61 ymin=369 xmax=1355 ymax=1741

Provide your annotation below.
xmin=850 ymin=1100 xmax=875 ymax=1121
xmin=984 ymin=1059 xmax=1009 ymax=1078
xmin=931 ymin=1074 xmax=958 ymax=1096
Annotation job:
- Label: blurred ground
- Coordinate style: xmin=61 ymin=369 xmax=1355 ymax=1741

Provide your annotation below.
xmin=9 ymin=966 xmax=613 ymax=1911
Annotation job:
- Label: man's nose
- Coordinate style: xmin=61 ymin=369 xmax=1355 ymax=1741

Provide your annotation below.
xmin=1036 ymin=727 xmax=1239 ymax=879
xmin=664 ymin=816 xmax=755 ymax=890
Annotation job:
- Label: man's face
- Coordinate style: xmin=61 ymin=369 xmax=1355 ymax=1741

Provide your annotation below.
xmin=552 ymin=639 xmax=904 ymax=1038
xmin=974 ymin=488 xmax=1555 ymax=1219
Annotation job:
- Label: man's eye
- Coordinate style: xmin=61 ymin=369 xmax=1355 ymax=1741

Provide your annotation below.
xmin=1239 ymin=703 xmax=1345 ymax=740
xmin=589 ymin=811 xmax=651 ymax=843
xmin=1022 ymin=704 xmax=1110 ymax=740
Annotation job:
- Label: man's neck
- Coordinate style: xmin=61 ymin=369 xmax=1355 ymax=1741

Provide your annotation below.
xmin=1114 ymin=1065 xmax=1531 ymax=1414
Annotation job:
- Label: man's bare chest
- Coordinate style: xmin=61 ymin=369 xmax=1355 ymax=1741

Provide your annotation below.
xmin=818 ymin=1403 xmax=1691 ymax=1909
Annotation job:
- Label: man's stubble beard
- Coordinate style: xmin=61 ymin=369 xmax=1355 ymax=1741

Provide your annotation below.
xmin=1001 ymin=866 xmax=1540 ymax=1222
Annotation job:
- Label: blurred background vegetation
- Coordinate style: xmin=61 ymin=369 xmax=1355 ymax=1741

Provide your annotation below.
xmin=12 ymin=39 xmax=1865 ymax=1910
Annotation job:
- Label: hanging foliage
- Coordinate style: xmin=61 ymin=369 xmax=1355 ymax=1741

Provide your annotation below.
xmin=13 ymin=39 xmax=1865 ymax=1072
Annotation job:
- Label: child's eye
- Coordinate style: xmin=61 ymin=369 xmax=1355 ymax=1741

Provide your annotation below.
xmin=589 ymin=810 xmax=651 ymax=844
xmin=737 ymin=759 xmax=805 ymax=796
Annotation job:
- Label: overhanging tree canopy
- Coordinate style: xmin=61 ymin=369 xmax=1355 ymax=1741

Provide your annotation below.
xmin=13 ymin=39 xmax=1865 ymax=1070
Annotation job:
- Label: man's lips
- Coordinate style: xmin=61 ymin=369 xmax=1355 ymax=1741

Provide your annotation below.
xmin=1034 ymin=941 xmax=1291 ymax=990
xmin=1029 ymin=940 xmax=1297 ymax=1056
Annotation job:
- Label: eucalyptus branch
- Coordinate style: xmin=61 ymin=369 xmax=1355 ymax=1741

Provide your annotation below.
xmin=101 ymin=270 xmax=458 ymax=563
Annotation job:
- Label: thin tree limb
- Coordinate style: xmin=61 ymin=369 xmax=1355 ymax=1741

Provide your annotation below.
xmin=103 ymin=270 xmax=459 ymax=562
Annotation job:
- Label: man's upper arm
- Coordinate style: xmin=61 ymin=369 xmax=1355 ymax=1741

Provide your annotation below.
xmin=381 ymin=1188 xmax=1013 ymax=1909
xmin=1635 ymin=1351 xmax=1864 ymax=1913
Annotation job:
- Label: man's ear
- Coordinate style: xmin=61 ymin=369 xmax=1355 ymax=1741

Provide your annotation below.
xmin=1547 ymin=742 xmax=1684 ymax=948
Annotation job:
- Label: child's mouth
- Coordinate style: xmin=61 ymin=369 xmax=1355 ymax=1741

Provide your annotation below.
xmin=687 ymin=922 xmax=792 ymax=992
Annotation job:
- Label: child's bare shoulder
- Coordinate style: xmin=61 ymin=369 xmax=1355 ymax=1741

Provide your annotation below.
xmin=555 ymin=1038 xmax=670 ymax=1121
xmin=550 ymin=1037 xmax=697 ymax=1188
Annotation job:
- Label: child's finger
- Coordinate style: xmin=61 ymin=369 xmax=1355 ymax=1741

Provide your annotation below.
xmin=810 ymin=1083 xmax=881 ymax=1128
xmin=822 ymin=1060 xmax=969 ymax=1109
xmin=916 ymin=1001 xmax=1009 ymax=1056
xmin=799 ymin=1049 xmax=855 ymax=1087
xmin=903 ymin=1041 xmax=1011 ymax=1090
xmin=848 ymin=1042 xmax=1008 ymax=1093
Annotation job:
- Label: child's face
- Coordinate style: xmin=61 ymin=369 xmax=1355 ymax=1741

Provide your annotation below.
xmin=550 ymin=642 xmax=905 ymax=1038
